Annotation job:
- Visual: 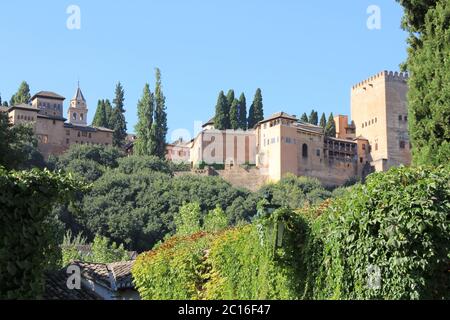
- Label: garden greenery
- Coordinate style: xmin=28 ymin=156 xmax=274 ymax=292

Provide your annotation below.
xmin=0 ymin=167 xmax=85 ymax=299
xmin=132 ymin=166 xmax=450 ymax=300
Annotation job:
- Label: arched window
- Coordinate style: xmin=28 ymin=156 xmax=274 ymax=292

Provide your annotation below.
xmin=80 ymin=113 xmax=84 ymax=120
xmin=73 ymin=112 xmax=77 ymax=120
xmin=302 ymin=144 xmax=308 ymax=158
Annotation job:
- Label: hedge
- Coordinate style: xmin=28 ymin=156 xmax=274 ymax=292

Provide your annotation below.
xmin=0 ymin=167 xmax=85 ymax=299
xmin=307 ymin=166 xmax=450 ymax=300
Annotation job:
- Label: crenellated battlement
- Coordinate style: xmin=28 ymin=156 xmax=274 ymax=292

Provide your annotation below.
xmin=352 ymin=70 xmax=409 ymax=90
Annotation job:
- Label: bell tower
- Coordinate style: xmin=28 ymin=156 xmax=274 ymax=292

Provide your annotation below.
xmin=68 ymin=82 xmax=88 ymax=126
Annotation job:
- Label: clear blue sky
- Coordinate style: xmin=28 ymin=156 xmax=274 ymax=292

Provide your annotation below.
xmin=0 ymin=0 xmax=407 ymax=140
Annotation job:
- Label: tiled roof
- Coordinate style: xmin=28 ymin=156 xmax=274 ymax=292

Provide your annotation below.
xmin=44 ymin=270 xmax=99 ymax=300
xmin=31 ymin=91 xmax=65 ymax=101
xmin=202 ymin=117 xmax=215 ymax=128
xmin=8 ymin=103 xmax=39 ymax=112
xmin=258 ymin=112 xmax=298 ymax=125
xmin=70 ymin=260 xmax=136 ymax=291
xmin=73 ymin=87 xmax=86 ymax=102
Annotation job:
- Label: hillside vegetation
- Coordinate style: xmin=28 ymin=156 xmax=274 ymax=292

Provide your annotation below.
xmin=132 ymin=166 xmax=450 ymax=300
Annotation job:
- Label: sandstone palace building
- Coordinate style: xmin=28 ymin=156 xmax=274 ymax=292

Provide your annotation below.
xmin=1 ymin=85 xmax=113 ymax=158
xmin=186 ymin=71 xmax=412 ymax=187
xmin=3 ymin=71 xmax=411 ymax=188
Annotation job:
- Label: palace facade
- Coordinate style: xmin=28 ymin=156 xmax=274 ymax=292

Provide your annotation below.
xmin=185 ymin=71 xmax=412 ymax=186
xmin=2 ymin=86 xmax=113 ymax=159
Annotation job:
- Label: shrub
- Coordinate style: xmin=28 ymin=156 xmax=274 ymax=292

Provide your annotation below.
xmin=0 ymin=167 xmax=85 ymax=299
xmin=205 ymin=208 xmax=308 ymax=300
xmin=132 ymin=232 xmax=212 ymax=300
xmin=309 ymin=166 xmax=450 ymax=300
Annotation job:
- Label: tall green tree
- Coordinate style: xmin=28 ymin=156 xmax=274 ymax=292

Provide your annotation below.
xmin=325 ymin=113 xmax=336 ymax=137
xmin=238 ymin=93 xmax=247 ymax=130
xmin=226 ymin=89 xmax=236 ymax=129
xmin=104 ymin=99 xmax=113 ymax=128
xmin=0 ymin=112 xmax=43 ymax=170
xmin=300 ymin=113 xmax=309 ymax=123
xmin=319 ymin=112 xmax=327 ymax=129
xmin=396 ymin=0 xmax=439 ymax=33
xmin=400 ymin=0 xmax=450 ymax=165
xmin=214 ymin=91 xmax=229 ymax=130
xmin=309 ymin=110 xmax=318 ymax=126
xmin=92 ymin=100 xmax=107 ymax=128
xmin=174 ymin=202 xmax=202 ymax=236
xmin=248 ymin=88 xmax=264 ymax=128
xmin=110 ymin=82 xmax=128 ymax=147
xmin=230 ymin=99 xmax=240 ymax=130
xmin=134 ymin=84 xmax=155 ymax=156
xmin=153 ymin=68 xmax=168 ymax=159
xmin=10 ymin=81 xmax=31 ymax=106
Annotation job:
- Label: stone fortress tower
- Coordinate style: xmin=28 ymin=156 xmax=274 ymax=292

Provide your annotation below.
xmin=351 ymin=71 xmax=412 ymax=172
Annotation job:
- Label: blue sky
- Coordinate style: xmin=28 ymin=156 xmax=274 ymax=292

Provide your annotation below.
xmin=0 ymin=0 xmax=407 ymax=140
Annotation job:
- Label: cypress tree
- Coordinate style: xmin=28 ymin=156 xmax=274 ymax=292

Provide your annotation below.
xmin=319 ymin=112 xmax=327 ymax=129
xmin=300 ymin=113 xmax=309 ymax=123
xmin=104 ymin=99 xmax=113 ymax=128
xmin=134 ymin=84 xmax=155 ymax=156
xmin=214 ymin=91 xmax=229 ymax=130
xmin=309 ymin=110 xmax=319 ymax=125
xmin=230 ymin=99 xmax=240 ymax=130
xmin=92 ymin=100 xmax=107 ymax=127
xmin=222 ymin=90 xmax=234 ymax=129
xmin=153 ymin=68 xmax=168 ymax=159
xmin=110 ymin=82 xmax=128 ymax=147
xmin=10 ymin=81 xmax=31 ymax=106
xmin=325 ymin=113 xmax=336 ymax=137
xmin=248 ymin=89 xmax=264 ymax=128
xmin=238 ymin=93 xmax=247 ymax=130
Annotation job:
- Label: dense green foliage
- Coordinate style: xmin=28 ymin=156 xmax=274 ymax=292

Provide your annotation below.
xmin=402 ymin=0 xmax=450 ymax=166
xmin=397 ymin=0 xmax=439 ymax=33
xmin=80 ymin=169 xmax=254 ymax=251
xmin=309 ymin=110 xmax=319 ymax=126
xmin=325 ymin=113 xmax=336 ymax=137
xmin=133 ymin=166 xmax=449 ymax=300
xmin=319 ymin=112 xmax=327 ymax=128
xmin=0 ymin=112 xmax=44 ymax=170
xmin=92 ymin=100 xmax=109 ymax=128
xmin=259 ymin=174 xmax=332 ymax=209
xmin=238 ymin=93 xmax=247 ymax=130
xmin=247 ymin=88 xmax=264 ymax=128
xmin=133 ymin=232 xmax=212 ymax=300
xmin=214 ymin=91 xmax=229 ymax=130
xmin=174 ymin=203 xmax=202 ymax=236
xmin=134 ymin=69 xmax=168 ymax=158
xmin=305 ymin=166 xmax=450 ymax=300
xmin=229 ymin=99 xmax=240 ymax=130
xmin=110 ymin=82 xmax=128 ymax=147
xmin=9 ymin=81 xmax=31 ymax=106
xmin=134 ymin=83 xmax=155 ymax=156
xmin=62 ymin=232 xmax=129 ymax=266
xmin=0 ymin=167 xmax=85 ymax=299
xmin=206 ymin=208 xmax=307 ymax=299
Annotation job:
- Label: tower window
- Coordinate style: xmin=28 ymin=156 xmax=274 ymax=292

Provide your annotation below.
xmin=73 ymin=112 xmax=77 ymax=120
xmin=80 ymin=114 xmax=84 ymax=121
xmin=400 ymin=141 xmax=406 ymax=149
xmin=399 ymin=115 xmax=403 ymax=121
